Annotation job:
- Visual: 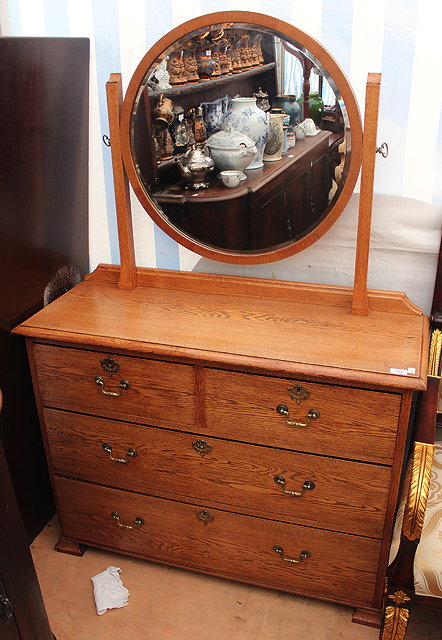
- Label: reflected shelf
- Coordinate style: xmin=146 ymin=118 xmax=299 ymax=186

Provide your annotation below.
xmin=147 ymin=62 xmax=276 ymax=97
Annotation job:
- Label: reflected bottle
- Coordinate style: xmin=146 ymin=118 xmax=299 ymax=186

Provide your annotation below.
xmin=172 ymin=113 xmax=189 ymax=155
xmin=193 ymin=107 xmax=207 ymax=144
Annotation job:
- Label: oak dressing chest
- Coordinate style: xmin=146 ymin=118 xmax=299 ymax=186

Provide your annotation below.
xmin=13 ymin=12 xmax=428 ymax=627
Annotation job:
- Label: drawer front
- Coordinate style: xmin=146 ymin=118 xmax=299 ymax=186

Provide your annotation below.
xmin=45 ymin=408 xmax=390 ymax=537
xmin=32 ymin=343 xmax=196 ymax=428
xmin=54 ymin=476 xmax=381 ymax=609
xmin=205 ymin=369 xmax=401 ymax=464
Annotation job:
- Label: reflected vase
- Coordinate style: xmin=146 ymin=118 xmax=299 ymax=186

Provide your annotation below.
xmin=263 ymin=111 xmax=285 ymax=162
xmin=224 ymin=97 xmax=269 ymax=169
xmin=196 ymin=48 xmax=216 ymax=80
xmin=297 ymin=92 xmax=324 ymax=126
xmin=272 ymin=95 xmax=301 ymax=127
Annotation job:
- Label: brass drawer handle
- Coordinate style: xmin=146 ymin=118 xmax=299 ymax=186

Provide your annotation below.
xmin=276 ymin=404 xmax=320 ymax=427
xmin=273 ymin=545 xmax=310 ymax=564
xmin=103 ymin=443 xmax=138 ymax=464
xmin=111 ymin=512 xmax=144 ymax=529
xmin=94 ymin=375 xmax=130 ymax=397
xmin=274 ymin=475 xmax=315 ymax=496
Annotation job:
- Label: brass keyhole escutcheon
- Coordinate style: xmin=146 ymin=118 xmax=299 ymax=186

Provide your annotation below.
xmin=100 ymin=357 xmax=120 ymax=376
xmin=192 ymin=439 xmax=212 ymax=456
xmin=196 ymin=510 xmax=215 ymax=525
xmin=287 ymin=384 xmax=310 ymax=404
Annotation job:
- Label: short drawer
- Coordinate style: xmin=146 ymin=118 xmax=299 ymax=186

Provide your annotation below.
xmin=54 ymin=476 xmax=381 ymax=609
xmin=205 ymin=369 xmax=402 ymax=464
xmin=32 ymin=343 xmax=197 ymax=428
xmin=45 ymin=408 xmax=390 ymax=537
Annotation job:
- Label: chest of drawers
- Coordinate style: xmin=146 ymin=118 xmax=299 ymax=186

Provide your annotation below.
xmin=14 ymin=265 xmax=428 ymax=623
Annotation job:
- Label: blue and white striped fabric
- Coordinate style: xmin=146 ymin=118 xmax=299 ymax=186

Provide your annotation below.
xmin=2 ymin=0 xmax=441 ymax=310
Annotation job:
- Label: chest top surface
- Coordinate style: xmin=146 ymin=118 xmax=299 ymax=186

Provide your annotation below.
xmin=14 ymin=265 xmax=428 ymax=391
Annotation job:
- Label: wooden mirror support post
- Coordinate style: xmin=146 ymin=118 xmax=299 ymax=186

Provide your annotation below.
xmin=352 ymin=73 xmax=382 ymax=315
xmin=106 ymin=73 xmax=137 ymax=290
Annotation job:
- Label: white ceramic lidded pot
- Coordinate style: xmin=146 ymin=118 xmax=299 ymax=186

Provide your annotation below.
xmin=206 ymin=124 xmax=257 ymax=179
xmin=223 ymin=97 xmax=269 ymax=169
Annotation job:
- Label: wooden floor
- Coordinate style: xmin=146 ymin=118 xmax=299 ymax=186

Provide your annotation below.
xmin=31 ymin=518 xmax=440 ymax=640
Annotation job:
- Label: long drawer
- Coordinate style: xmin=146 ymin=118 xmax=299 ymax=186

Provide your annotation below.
xmin=44 ymin=408 xmax=390 ymax=537
xmin=54 ymin=476 xmax=381 ymax=609
xmin=32 ymin=343 xmax=197 ymax=428
xmin=205 ymin=369 xmax=402 ymax=464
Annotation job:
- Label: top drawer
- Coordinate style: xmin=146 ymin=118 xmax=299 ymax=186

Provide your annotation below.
xmin=31 ymin=343 xmax=197 ymax=428
xmin=204 ymin=369 xmax=402 ymax=464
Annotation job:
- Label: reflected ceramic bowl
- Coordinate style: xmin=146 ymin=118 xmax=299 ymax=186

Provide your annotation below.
xmin=219 ymin=170 xmax=242 ymax=188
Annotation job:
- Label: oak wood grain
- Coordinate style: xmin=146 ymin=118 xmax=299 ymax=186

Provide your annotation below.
xmin=352 ymin=73 xmax=381 ymax=315
xmin=352 ymin=608 xmax=382 ymax=628
xmin=53 ymin=535 xmax=85 ymax=556
xmin=106 ymin=73 xmax=137 ymax=290
xmin=54 ymin=475 xmax=381 ymax=609
xmin=205 ymin=369 xmax=401 ymax=464
xmin=371 ymin=390 xmax=414 ymax=606
xmin=13 ymin=269 xmax=427 ymax=391
xmin=43 ymin=408 xmax=390 ymax=538
xmin=32 ymin=343 xmax=197 ymax=429
xmin=84 ymin=265 xmax=424 ymax=316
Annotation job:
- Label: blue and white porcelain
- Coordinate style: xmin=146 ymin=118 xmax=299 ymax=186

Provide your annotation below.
xmin=223 ymin=97 xmax=269 ymax=169
xmin=201 ymin=99 xmax=224 ymax=133
xmin=206 ymin=124 xmax=256 ymax=178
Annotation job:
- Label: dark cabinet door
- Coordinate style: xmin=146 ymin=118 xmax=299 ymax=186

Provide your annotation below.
xmin=0 ymin=424 xmax=53 ymax=640
xmin=309 ymin=153 xmax=332 ymax=225
xmin=284 ymin=170 xmax=310 ymax=239
xmin=250 ymin=177 xmax=287 ymax=248
xmin=0 ymin=37 xmax=89 ymax=541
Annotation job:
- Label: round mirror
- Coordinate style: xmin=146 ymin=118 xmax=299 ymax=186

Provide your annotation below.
xmin=120 ymin=11 xmax=362 ymax=264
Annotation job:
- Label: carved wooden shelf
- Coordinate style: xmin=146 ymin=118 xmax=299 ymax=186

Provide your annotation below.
xmin=148 ymin=62 xmax=276 ymax=98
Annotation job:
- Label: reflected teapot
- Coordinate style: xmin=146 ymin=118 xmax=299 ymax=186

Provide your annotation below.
xmin=174 ymin=143 xmax=215 ymax=189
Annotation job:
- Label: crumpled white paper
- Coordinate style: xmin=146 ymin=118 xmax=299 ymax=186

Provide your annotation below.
xmin=91 ymin=566 xmax=129 ymax=615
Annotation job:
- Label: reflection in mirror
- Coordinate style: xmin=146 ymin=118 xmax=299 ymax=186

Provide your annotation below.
xmin=130 ymin=21 xmax=351 ymax=256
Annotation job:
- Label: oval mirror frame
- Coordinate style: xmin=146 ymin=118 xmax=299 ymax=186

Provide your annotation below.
xmin=120 ymin=11 xmax=363 ymax=265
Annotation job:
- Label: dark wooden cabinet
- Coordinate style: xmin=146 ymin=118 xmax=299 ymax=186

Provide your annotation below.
xmin=0 ymin=410 xmax=53 ymax=640
xmin=0 ymin=37 xmax=89 ymax=540
xmin=155 ymin=132 xmax=335 ymax=250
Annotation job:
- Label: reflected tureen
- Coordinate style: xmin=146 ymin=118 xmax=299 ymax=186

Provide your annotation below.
xmin=206 ymin=123 xmax=257 ymax=178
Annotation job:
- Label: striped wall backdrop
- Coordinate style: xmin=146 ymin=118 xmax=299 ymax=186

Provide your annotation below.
xmin=2 ymin=0 xmax=441 ymax=311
